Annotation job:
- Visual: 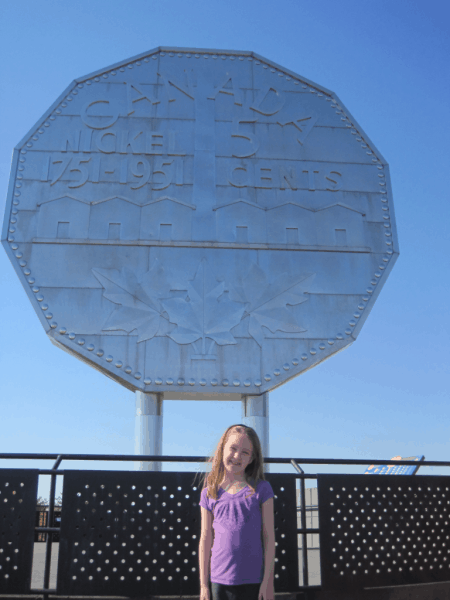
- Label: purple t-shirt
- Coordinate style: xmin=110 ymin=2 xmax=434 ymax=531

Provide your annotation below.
xmin=199 ymin=478 xmax=274 ymax=585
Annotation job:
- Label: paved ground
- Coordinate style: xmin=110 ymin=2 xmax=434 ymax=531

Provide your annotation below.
xmin=31 ymin=543 xmax=59 ymax=590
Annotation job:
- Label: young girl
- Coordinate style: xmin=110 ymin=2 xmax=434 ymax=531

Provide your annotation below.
xmin=197 ymin=424 xmax=275 ymax=600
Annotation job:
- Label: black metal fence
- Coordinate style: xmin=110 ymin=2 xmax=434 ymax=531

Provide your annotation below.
xmin=0 ymin=453 xmax=449 ymax=599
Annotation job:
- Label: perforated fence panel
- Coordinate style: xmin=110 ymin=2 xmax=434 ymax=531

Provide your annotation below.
xmin=318 ymin=474 xmax=450 ymax=589
xmin=57 ymin=470 xmax=298 ymax=596
xmin=0 ymin=469 xmax=39 ymax=593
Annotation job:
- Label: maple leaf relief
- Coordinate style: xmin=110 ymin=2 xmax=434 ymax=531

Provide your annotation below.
xmin=161 ymin=259 xmax=246 ymax=352
xmin=92 ymin=259 xmax=170 ymax=344
xmin=230 ymin=263 xmax=315 ymax=347
xmin=93 ymin=258 xmax=314 ymax=352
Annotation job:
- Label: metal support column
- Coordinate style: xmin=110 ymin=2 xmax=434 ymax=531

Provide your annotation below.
xmin=242 ymin=393 xmax=270 ymax=473
xmin=134 ymin=392 xmax=163 ymax=471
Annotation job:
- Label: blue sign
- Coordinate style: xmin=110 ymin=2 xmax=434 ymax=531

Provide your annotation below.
xmin=364 ymin=456 xmax=424 ymax=475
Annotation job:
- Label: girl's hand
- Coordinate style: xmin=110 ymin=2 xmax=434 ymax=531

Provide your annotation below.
xmin=200 ymin=584 xmax=211 ymax=600
xmin=258 ymin=580 xmax=274 ymax=600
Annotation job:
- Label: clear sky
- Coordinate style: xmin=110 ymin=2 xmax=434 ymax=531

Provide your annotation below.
xmin=1 ymin=0 xmax=449 ymax=503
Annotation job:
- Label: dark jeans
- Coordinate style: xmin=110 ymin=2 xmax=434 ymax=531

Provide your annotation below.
xmin=211 ymin=581 xmax=260 ymax=600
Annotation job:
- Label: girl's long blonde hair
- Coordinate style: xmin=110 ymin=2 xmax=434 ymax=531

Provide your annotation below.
xmin=194 ymin=424 xmax=267 ymax=501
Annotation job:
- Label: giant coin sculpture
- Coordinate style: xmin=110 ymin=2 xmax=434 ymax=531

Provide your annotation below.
xmin=2 ymin=48 xmax=398 ymax=397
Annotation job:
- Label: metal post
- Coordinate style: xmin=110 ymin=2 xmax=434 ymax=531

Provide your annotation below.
xmin=134 ymin=392 xmax=163 ymax=471
xmin=242 ymin=393 xmax=269 ymax=473
xmin=42 ymin=455 xmax=62 ymax=600
xmin=300 ymin=475 xmax=309 ymax=588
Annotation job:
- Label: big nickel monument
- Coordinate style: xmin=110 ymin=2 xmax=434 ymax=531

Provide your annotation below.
xmin=2 ymin=48 xmax=399 ymax=470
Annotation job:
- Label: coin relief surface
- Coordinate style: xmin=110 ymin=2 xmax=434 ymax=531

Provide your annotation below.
xmin=3 ymin=48 xmax=398 ymax=394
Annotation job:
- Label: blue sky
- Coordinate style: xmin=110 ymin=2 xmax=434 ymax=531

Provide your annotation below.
xmin=1 ymin=0 xmax=449 ymax=502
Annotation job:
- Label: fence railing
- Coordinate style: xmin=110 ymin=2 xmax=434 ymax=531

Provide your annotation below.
xmin=1 ymin=453 xmax=449 ymax=600
xmin=35 ymin=508 xmax=61 ymax=542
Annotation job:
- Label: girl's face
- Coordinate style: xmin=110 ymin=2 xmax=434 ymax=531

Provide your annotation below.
xmin=223 ymin=432 xmax=254 ymax=480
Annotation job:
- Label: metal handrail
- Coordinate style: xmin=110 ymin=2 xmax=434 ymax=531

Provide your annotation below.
xmin=2 ymin=453 xmax=448 ymax=599
xmin=2 ymin=452 xmax=448 ymax=466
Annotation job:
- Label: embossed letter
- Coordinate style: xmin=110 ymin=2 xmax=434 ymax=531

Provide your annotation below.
xmin=250 ymin=85 xmax=284 ymax=116
xmin=96 ymin=131 xmax=116 ymax=154
xmin=158 ymin=71 xmax=195 ymax=103
xmin=146 ymin=132 xmax=166 ymax=155
xmin=278 ymin=113 xmax=318 ymax=146
xmin=208 ymin=75 xmax=242 ymax=106
xmin=62 ymin=129 xmax=94 ymax=152
xmin=119 ymin=131 xmax=143 ymax=154
xmin=279 ymin=166 xmax=298 ymax=190
xmin=255 ymin=166 xmax=272 ymax=189
xmin=126 ymin=82 xmax=160 ymax=116
xmin=81 ymin=129 xmax=93 ymax=153
xmin=325 ymin=171 xmax=342 ymax=191
xmin=228 ymin=165 xmax=251 ymax=188
xmin=81 ymin=99 xmax=119 ymax=130
xmin=303 ymin=169 xmax=319 ymax=191
xmin=62 ymin=130 xmax=81 ymax=153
